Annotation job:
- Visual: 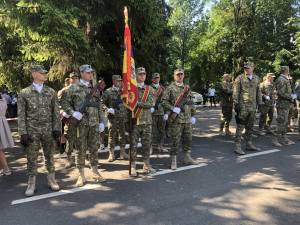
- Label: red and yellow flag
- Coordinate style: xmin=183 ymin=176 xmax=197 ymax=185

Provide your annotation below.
xmin=122 ymin=7 xmax=138 ymax=113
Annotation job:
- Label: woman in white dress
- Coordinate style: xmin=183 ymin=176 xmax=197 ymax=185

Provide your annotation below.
xmin=0 ymin=94 xmax=14 ymax=176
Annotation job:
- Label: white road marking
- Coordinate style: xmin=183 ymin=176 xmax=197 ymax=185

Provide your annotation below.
xmin=150 ymin=163 xmax=208 ymax=177
xmin=11 ymin=184 xmax=105 ymax=206
xmin=238 ymin=149 xmax=281 ymax=159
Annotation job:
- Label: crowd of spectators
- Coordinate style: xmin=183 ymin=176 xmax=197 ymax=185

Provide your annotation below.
xmin=0 ymin=90 xmax=18 ymax=118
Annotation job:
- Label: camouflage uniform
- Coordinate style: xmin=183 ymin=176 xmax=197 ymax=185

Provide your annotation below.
xmin=233 ymin=71 xmax=262 ymax=152
xmin=151 ymin=82 xmax=165 ymax=151
xmin=60 ymin=80 xmax=103 ymax=170
xmin=162 ymin=82 xmax=196 ymax=156
xmin=259 ymin=78 xmax=275 ymax=132
xmin=18 ymin=84 xmax=61 ymax=176
xmin=274 ymin=73 xmax=294 ymax=144
xmin=102 ymin=83 xmax=128 ymax=161
xmin=219 ymin=75 xmax=233 ymax=134
xmin=131 ymin=84 xmax=154 ymax=163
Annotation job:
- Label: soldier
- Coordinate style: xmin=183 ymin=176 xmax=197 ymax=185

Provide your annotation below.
xmin=233 ymin=62 xmax=262 ymax=155
xmin=58 ymin=72 xmax=80 ymax=168
xmin=102 ymin=74 xmax=128 ymax=162
xmin=219 ymin=73 xmax=233 ymax=135
xmin=272 ymin=66 xmax=296 ymax=146
xmin=18 ymin=65 xmax=61 ymax=197
xmin=130 ymin=67 xmax=155 ymax=176
xmin=151 ymin=73 xmax=166 ymax=153
xmin=162 ymin=69 xmax=198 ymax=170
xmin=61 ymin=64 xmax=105 ymax=187
xmin=258 ymin=73 xmax=276 ymax=134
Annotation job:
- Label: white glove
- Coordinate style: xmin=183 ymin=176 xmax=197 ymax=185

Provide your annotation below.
xmin=191 ymin=117 xmax=196 ymax=125
xmin=62 ymin=112 xmax=70 ymax=118
xmin=291 ymin=94 xmax=297 ymax=100
xmin=99 ymin=123 xmax=105 ymax=133
xmin=172 ymin=107 xmax=181 ymax=114
xmin=72 ymin=111 xmax=83 ymax=120
xmin=150 ymin=107 xmax=155 ymax=113
xmin=265 ymin=95 xmax=270 ymax=101
xmin=107 ymin=108 xmax=115 ymax=114
xmin=163 ymin=114 xmax=168 ymax=121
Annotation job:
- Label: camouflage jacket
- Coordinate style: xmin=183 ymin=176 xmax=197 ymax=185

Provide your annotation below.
xmin=275 ymin=74 xmax=292 ymax=109
xmin=151 ymin=84 xmax=165 ymax=116
xmin=135 ymin=84 xmax=154 ymax=125
xmin=18 ymin=84 xmax=61 ymax=135
xmin=260 ymin=81 xmax=275 ymax=106
xmin=233 ymin=74 xmax=262 ymax=111
xmin=57 ymin=86 xmax=70 ymax=114
xmin=60 ymin=80 xmax=103 ymax=127
xmin=220 ymin=80 xmax=233 ymax=107
xmin=162 ymin=82 xmax=195 ymax=124
xmin=102 ymin=86 xmax=127 ymax=121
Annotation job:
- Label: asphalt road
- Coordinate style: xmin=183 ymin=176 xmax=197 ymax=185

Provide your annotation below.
xmin=1 ymin=106 xmax=300 ymax=225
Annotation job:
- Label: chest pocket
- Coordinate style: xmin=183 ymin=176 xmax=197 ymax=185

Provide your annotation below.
xmin=40 ymin=93 xmax=53 ymax=109
xmin=241 ymin=79 xmax=256 ymax=102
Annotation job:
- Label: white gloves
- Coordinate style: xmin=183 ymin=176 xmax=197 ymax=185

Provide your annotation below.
xmin=163 ymin=114 xmax=168 ymax=121
xmin=291 ymin=94 xmax=297 ymax=100
xmin=72 ymin=111 xmax=83 ymax=120
xmin=99 ymin=123 xmax=105 ymax=133
xmin=172 ymin=107 xmax=181 ymax=114
xmin=107 ymin=108 xmax=115 ymax=114
xmin=191 ymin=117 xmax=196 ymax=125
xmin=264 ymin=95 xmax=270 ymax=101
xmin=62 ymin=112 xmax=70 ymax=118
xmin=150 ymin=107 xmax=155 ymax=113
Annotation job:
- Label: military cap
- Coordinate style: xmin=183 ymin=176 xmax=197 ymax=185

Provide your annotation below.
xmin=69 ymin=72 xmax=79 ymax=78
xmin=152 ymin=73 xmax=160 ymax=79
xmin=243 ymin=62 xmax=255 ymax=69
xmin=30 ymin=65 xmax=48 ymax=74
xmin=266 ymin=73 xmax=275 ymax=78
xmin=136 ymin=67 xmax=146 ymax=74
xmin=222 ymin=73 xmax=231 ymax=78
xmin=280 ymin=66 xmax=289 ymax=73
xmin=174 ymin=68 xmax=184 ymax=75
xmin=79 ymin=64 xmax=94 ymax=73
xmin=112 ymin=74 xmax=122 ymax=81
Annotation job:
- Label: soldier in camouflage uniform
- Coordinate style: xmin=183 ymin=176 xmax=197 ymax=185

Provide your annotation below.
xmin=61 ymin=64 xmax=105 ymax=187
xmin=102 ymin=74 xmax=128 ymax=162
xmin=272 ymin=66 xmax=296 ymax=146
xmin=258 ymin=73 xmax=276 ymax=134
xmin=151 ymin=73 xmax=167 ymax=153
xmin=18 ymin=65 xmax=61 ymax=197
xmin=233 ymin=62 xmax=262 ymax=155
xmin=219 ymin=73 xmax=233 ymax=136
xmin=130 ymin=67 xmax=155 ymax=176
xmin=58 ymin=72 xmax=79 ymax=168
xmin=162 ymin=69 xmax=198 ymax=170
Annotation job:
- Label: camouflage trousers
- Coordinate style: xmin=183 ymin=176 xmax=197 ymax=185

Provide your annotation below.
xmin=108 ymin=118 xmax=126 ymax=150
xmin=235 ymin=110 xmax=255 ymax=144
xmin=220 ymin=106 xmax=233 ymax=129
xmin=169 ymin=122 xmax=192 ymax=156
xmin=276 ymin=107 xmax=289 ymax=137
xmin=259 ymin=105 xmax=274 ymax=129
xmin=152 ymin=115 xmax=165 ymax=146
xmin=75 ymin=124 xmax=99 ymax=169
xmin=64 ymin=124 xmax=76 ymax=157
xmin=131 ymin=124 xmax=152 ymax=161
xmin=26 ymin=131 xmax=55 ymax=176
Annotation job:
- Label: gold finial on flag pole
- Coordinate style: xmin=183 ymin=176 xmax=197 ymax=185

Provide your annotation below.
xmin=124 ymin=6 xmax=128 ymax=25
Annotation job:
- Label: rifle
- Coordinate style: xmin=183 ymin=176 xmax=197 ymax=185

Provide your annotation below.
xmin=66 ymin=79 xmax=106 ymax=127
xmin=169 ymin=85 xmax=190 ymax=121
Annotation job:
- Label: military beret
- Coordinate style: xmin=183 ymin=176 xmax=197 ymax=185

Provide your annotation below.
xmin=112 ymin=74 xmax=122 ymax=81
xmin=243 ymin=62 xmax=255 ymax=69
xmin=136 ymin=67 xmax=146 ymax=74
xmin=152 ymin=73 xmax=160 ymax=79
xmin=174 ymin=68 xmax=184 ymax=75
xmin=79 ymin=64 xmax=94 ymax=73
xmin=69 ymin=72 xmax=79 ymax=78
xmin=30 ymin=65 xmax=48 ymax=74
